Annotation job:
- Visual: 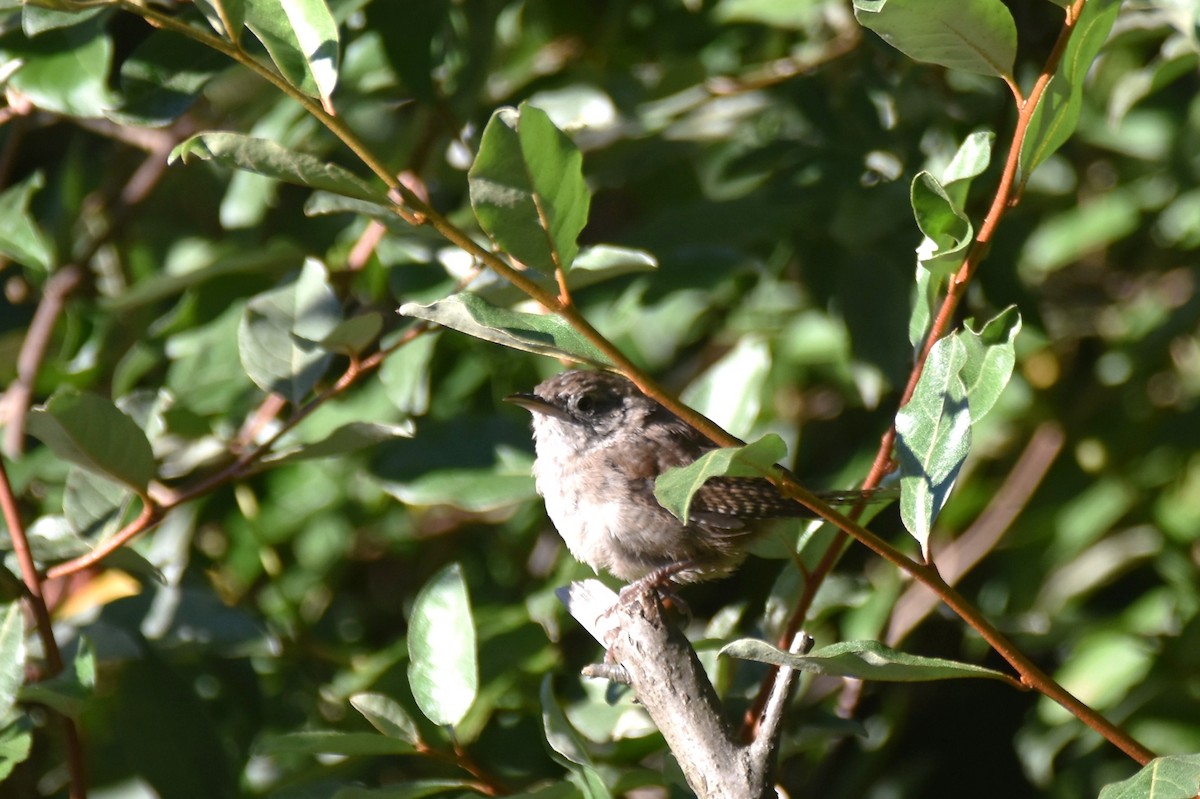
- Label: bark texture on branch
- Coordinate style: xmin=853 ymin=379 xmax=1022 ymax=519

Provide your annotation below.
xmin=560 ymin=580 xmax=800 ymax=799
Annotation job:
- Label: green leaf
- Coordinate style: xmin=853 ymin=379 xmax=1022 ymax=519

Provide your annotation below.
xmin=382 ymin=460 xmax=537 ymax=514
xmin=170 ymin=132 xmax=384 ymax=202
xmin=19 ymin=637 xmax=95 ymax=718
xmin=27 ymin=390 xmax=155 ymax=492
xmin=194 ymin=0 xmax=245 ymax=43
xmin=958 ymin=307 xmax=1021 ymax=422
xmin=319 ymin=312 xmax=383 ymax=355
xmin=0 ymin=13 xmax=118 ymax=116
xmin=0 ymin=719 xmax=33 ymax=782
xmin=468 ymin=102 xmax=591 ymax=275
xmin=63 ymin=467 xmax=131 ymax=539
xmin=853 ymin=0 xmax=1017 ymax=80
xmin=263 ymin=421 xmax=414 ymax=466
xmin=1097 ymin=754 xmax=1200 ymax=799
xmin=0 ymin=603 xmax=26 ymax=722
xmin=895 ymin=335 xmax=971 ymax=556
xmin=379 ymin=332 xmax=437 ymax=416
xmin=721 ymin=639 xmax=1013 ymax=683
xmin=654 ymin=434 xmax=787 ymax=525
xmin=1018 ymin=0 xmax=1121 ymax=181
xmin=398 ymin=294 xmax=613 ymax=367
xmin=0 ymin=171 xmax=54 ymax=272
xmin=540 ymin=677 xmax=612 ymax=799
xmin=333 ymin=782 xmax=481 ymax=799
xmin=350 ymin=692 xmax=422 ymax=746
xmin=243 ymin=0 xmax=339 ymax=101
xmin=407 ymin=563 xmax=478 ymax=728
xmin=908 ymin=261 xmax=941 ymax=349
xmin=255 ymin=730 xmax=417 ymax=757
xmin=109 ymin=27 xmax=229 ymax=127
xmin=238 ymin=258 xmax=343 ymax=403
xmin=911 ymin=171 xmax=973 ymax=275
xmin=940 ymin=129 xmax=995 ymax=209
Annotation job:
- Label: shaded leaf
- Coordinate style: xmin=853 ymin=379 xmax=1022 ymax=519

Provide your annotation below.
xmin=63 ymin=467 xmax=130 ymax=539
xmin=721 ymin=638 xmax=1014 ymax=683
xmin=27 ymin=390 xmax=155 ymax=492
xmin=0 ymin=13 xmax=118 ymax=116
xmin=319 ymin=312 xmax=383 ymax=356
xmin=407 ymin=564 xmax=477 ymax=728
xmin=911 ymin=171 xmax=973 ymax=275
xmin=194 ymin=0 xmax=245 ymax=42
xmin=654 ymin=435 xmax=787 ymax=525
xmin=333 ymin=782 xmax=481 ymax=799
xmin=109 ymin=27 xmax=229 ymax=127
xmin=19 ymin=637 xmax=95 ymax=718
xmin=469 ymin=102 xmax=591 ymax=275
xmin=170 ymin=132 xmax=385 ymax=202
xmin=238 ymin=258 xmax=343 ymax=403
xmin=398 ymin=294 xmax=612 ymax=367
xmin=540 ymin=677 xmax=612 ymax=799
xmin=854 ymin=0 xmax=1017 ymax=80
xmin=264 ymin=422 xmax=414 ymax=467
xmin=382 ymin=468 xmax=536 ymax=514
xmin=255 ymin=730 xmax=417 ymax=757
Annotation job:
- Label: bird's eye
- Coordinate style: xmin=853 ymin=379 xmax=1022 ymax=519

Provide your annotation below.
xmin=574 ymin=394 xmax=596 ymax=414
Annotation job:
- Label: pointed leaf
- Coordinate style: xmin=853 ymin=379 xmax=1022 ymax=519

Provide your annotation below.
xmin=170 ymin=132 xmax=384 ymax=202
xmin=654 ymin=434 xmax=787 ymax=525
xmin=958 ymin=306 xmax=1021 ymax=422
xmin=469 ymin=103 xmax=591 ymax=274
xmin=721 ymin=638 xmax=1014 ymax=683
xmin=19 ymin=637 xmax=95 ymax=718
xmin=263 ymin=422 xmax=414 ymax=466
xmin=1018 ymin=0 xmax=1121 ymax=180
xmin=195 ymin=0 xmax=245 ymax=42
xmin=407 ymin=564 xmax=477 ymax=728
xmin=0 ymin=719 xmax=32 ymax=782
xmin=854 ymin=0 xmax=1017 ymax=80
xmin=940 ymin=129 xmax=994 ymax=208
xmin=109 ymin=28 xmax=229 ymax=127
xmin=255 ymin=731 xmax=417 ymax=757
xmin=540 ymin=677 xmax=613 ymax=799
xmin=0 ymin=171 xmax=54 ymax=272
xmin=398 ymin=294 xmax=612 ymax=367
xmin=911 ymin=171 xmax=973 ymax=275
xmin=243 ymin=0 xmax=338 ymax=100
xmin=238 ymin=258 xmax=343 ymax=403
xmin=350 ymin=692 xmax=422 ymax=746
xmin=0 ymin=603 xmax=26 ymax=721
xmin=1097 ymin=755 xmax=1200 ymax=799
xmin=27 ymin=390 xmax=155 ymax=492
xmin=895 ymin=335 xmax=971 ymax=556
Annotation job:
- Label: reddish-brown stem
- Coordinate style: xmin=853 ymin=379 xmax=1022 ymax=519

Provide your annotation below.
xmin=0 ymin=460 xmax=88 ymax=798
xmin=45 ymin=328 xmax=426 ymax=581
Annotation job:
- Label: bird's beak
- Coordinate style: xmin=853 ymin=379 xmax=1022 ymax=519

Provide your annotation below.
xmin=504 ymin=393 xmax=573 ymax=421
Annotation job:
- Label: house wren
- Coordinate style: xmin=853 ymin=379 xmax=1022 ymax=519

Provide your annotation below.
xmin=507 ymin=370 xmax=839 ymax=585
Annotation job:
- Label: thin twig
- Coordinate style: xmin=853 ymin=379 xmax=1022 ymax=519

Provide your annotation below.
xmin=0 ymin=460 xmax=87 ymax=798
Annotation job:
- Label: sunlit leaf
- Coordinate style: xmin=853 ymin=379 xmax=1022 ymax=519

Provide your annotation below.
xmin=398 ymin=294 xmax=612 ymax=367
xmin=1097 ymin=754 xmax=1200 ymax=799
xmin=243 ymin=0 xmax=339 ymax=101
xmin=895 ymin=335 xmax=971 ymax=556
xmin=0 ymin=604 xmax=26 ymax=722
xmin=469 ymin=102 xmax=591 ymax=275
xmin=958 ymin=306 xmax=1021 ymax=422
xmin=654 ymin=435 xmax=787 ymax=525
xmin=721 ymin=638 xmax=1014 ymax=683
xmin=170 ymin=132 xmax=384 ymax=202
xmin=350 ymin=692 xmax=422 ymax=746
xmin=407 ymin=564 xmax=477 ymax=728
xmin=0 ymin=171 xmax=54 ymax=272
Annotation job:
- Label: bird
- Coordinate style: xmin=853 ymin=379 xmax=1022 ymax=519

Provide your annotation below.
xmin=506 ymin=370 xmax=870 ymax=586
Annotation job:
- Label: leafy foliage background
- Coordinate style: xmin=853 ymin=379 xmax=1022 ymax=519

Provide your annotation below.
xmin=0 ymin=0 xmax=1198 ymax=797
